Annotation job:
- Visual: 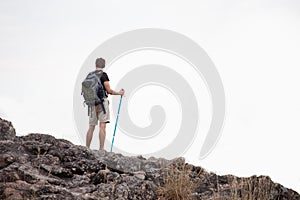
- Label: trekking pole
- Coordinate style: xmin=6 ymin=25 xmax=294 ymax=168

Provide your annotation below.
xmin=110 ymin=95 xmax=123 ymax=152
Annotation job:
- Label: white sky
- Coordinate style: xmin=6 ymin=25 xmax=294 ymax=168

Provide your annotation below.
xmin=1 ymin=0 xmax=300 ymax=193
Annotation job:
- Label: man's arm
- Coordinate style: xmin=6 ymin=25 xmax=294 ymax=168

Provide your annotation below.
xmin=103 ymin=81 xmax=125 ymax=96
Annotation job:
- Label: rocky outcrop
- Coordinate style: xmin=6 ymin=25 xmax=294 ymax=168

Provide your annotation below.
xmin=0 ymin=117 xmax=299 ymax=200
xmin=0 ymin=117 xmax=15 ymax=141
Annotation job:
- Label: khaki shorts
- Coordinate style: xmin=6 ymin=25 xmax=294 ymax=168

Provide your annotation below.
xmin=89 ymin=98 xmax=110 ymax=125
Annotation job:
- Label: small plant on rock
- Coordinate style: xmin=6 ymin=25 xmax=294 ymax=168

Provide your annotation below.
xmin=158 ymin=163 xmax=195 ymax=200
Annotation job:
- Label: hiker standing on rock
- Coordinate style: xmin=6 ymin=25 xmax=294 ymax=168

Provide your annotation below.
xmin=83 ymin=58 xmax=125 ymax=150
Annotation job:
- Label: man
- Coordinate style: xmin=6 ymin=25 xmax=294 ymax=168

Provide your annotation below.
xmin=86 ymin=57 xmax=125 ymax=150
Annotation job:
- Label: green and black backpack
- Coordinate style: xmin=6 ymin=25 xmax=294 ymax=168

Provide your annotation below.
xmin=81 ymin=70 xmax=106 ymax=116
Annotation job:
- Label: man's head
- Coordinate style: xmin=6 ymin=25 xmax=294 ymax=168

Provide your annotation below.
xmin=95 ymin=58 xmax=105 ymax=68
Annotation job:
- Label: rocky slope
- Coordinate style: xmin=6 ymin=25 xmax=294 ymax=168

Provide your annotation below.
xmin=0 ymin=117 xmax=299 ymax=200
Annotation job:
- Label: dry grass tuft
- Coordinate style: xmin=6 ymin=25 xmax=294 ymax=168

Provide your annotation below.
xmin=158 ymin=163 xmax=195 ymax=200
xmin=212 ymin=175 xmax=275 ymax=200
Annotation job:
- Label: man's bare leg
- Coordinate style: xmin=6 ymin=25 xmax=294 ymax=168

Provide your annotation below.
xmin=99 ymin=122 xmax=106 ymax=150
xmin=86 ymin=125 xmax=95 ymax=148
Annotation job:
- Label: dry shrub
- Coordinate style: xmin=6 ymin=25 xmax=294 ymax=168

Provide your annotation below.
xmin=158 ymin=163 xmax=195 ymax=200
xmin=212 ymin=175 xmax=274 ymax=200
xmin=240 ymin=176 xmax=274 ymax=200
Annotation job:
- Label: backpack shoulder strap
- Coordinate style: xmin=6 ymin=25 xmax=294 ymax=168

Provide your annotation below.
xmin=94 ymin=70 xmax=104 ymax=81
xmin=94 ymin=70 xmax=103 ymax=75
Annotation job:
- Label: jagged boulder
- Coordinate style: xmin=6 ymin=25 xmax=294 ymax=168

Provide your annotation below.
xmin=0 ymin=117 xmax=16 ymax=141
xmin=0 ymin=118 xmax=299 ymax=200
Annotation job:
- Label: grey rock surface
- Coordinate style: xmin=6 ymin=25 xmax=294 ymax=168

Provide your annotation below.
xmin=0 ymin=118 xmax=299 ymax=199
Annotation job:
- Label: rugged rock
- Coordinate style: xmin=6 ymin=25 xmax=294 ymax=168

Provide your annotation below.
xmin=0 ymin=117 xmax=299 ymax=200
xmin=0 ymin=117 xmax=15 ymax=141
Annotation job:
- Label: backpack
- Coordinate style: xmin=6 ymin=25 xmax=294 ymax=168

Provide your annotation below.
xmin=81 ymin=70 xmax=106 ymax=116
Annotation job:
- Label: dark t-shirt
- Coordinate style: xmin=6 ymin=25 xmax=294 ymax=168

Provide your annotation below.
xmin=100 ymin=72 xmax=110 ymax=97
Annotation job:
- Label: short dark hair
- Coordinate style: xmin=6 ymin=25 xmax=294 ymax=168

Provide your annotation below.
xmin=95 ymin=58 xmax=105 ymax=68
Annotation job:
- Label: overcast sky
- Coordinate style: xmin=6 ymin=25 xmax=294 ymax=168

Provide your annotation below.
xmin=1 ymin=0 xmax=300 ymax=193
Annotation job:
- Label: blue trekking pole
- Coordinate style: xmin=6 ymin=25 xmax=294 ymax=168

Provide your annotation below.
xmin=110 ymin=95 xmax=123 ymax=152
